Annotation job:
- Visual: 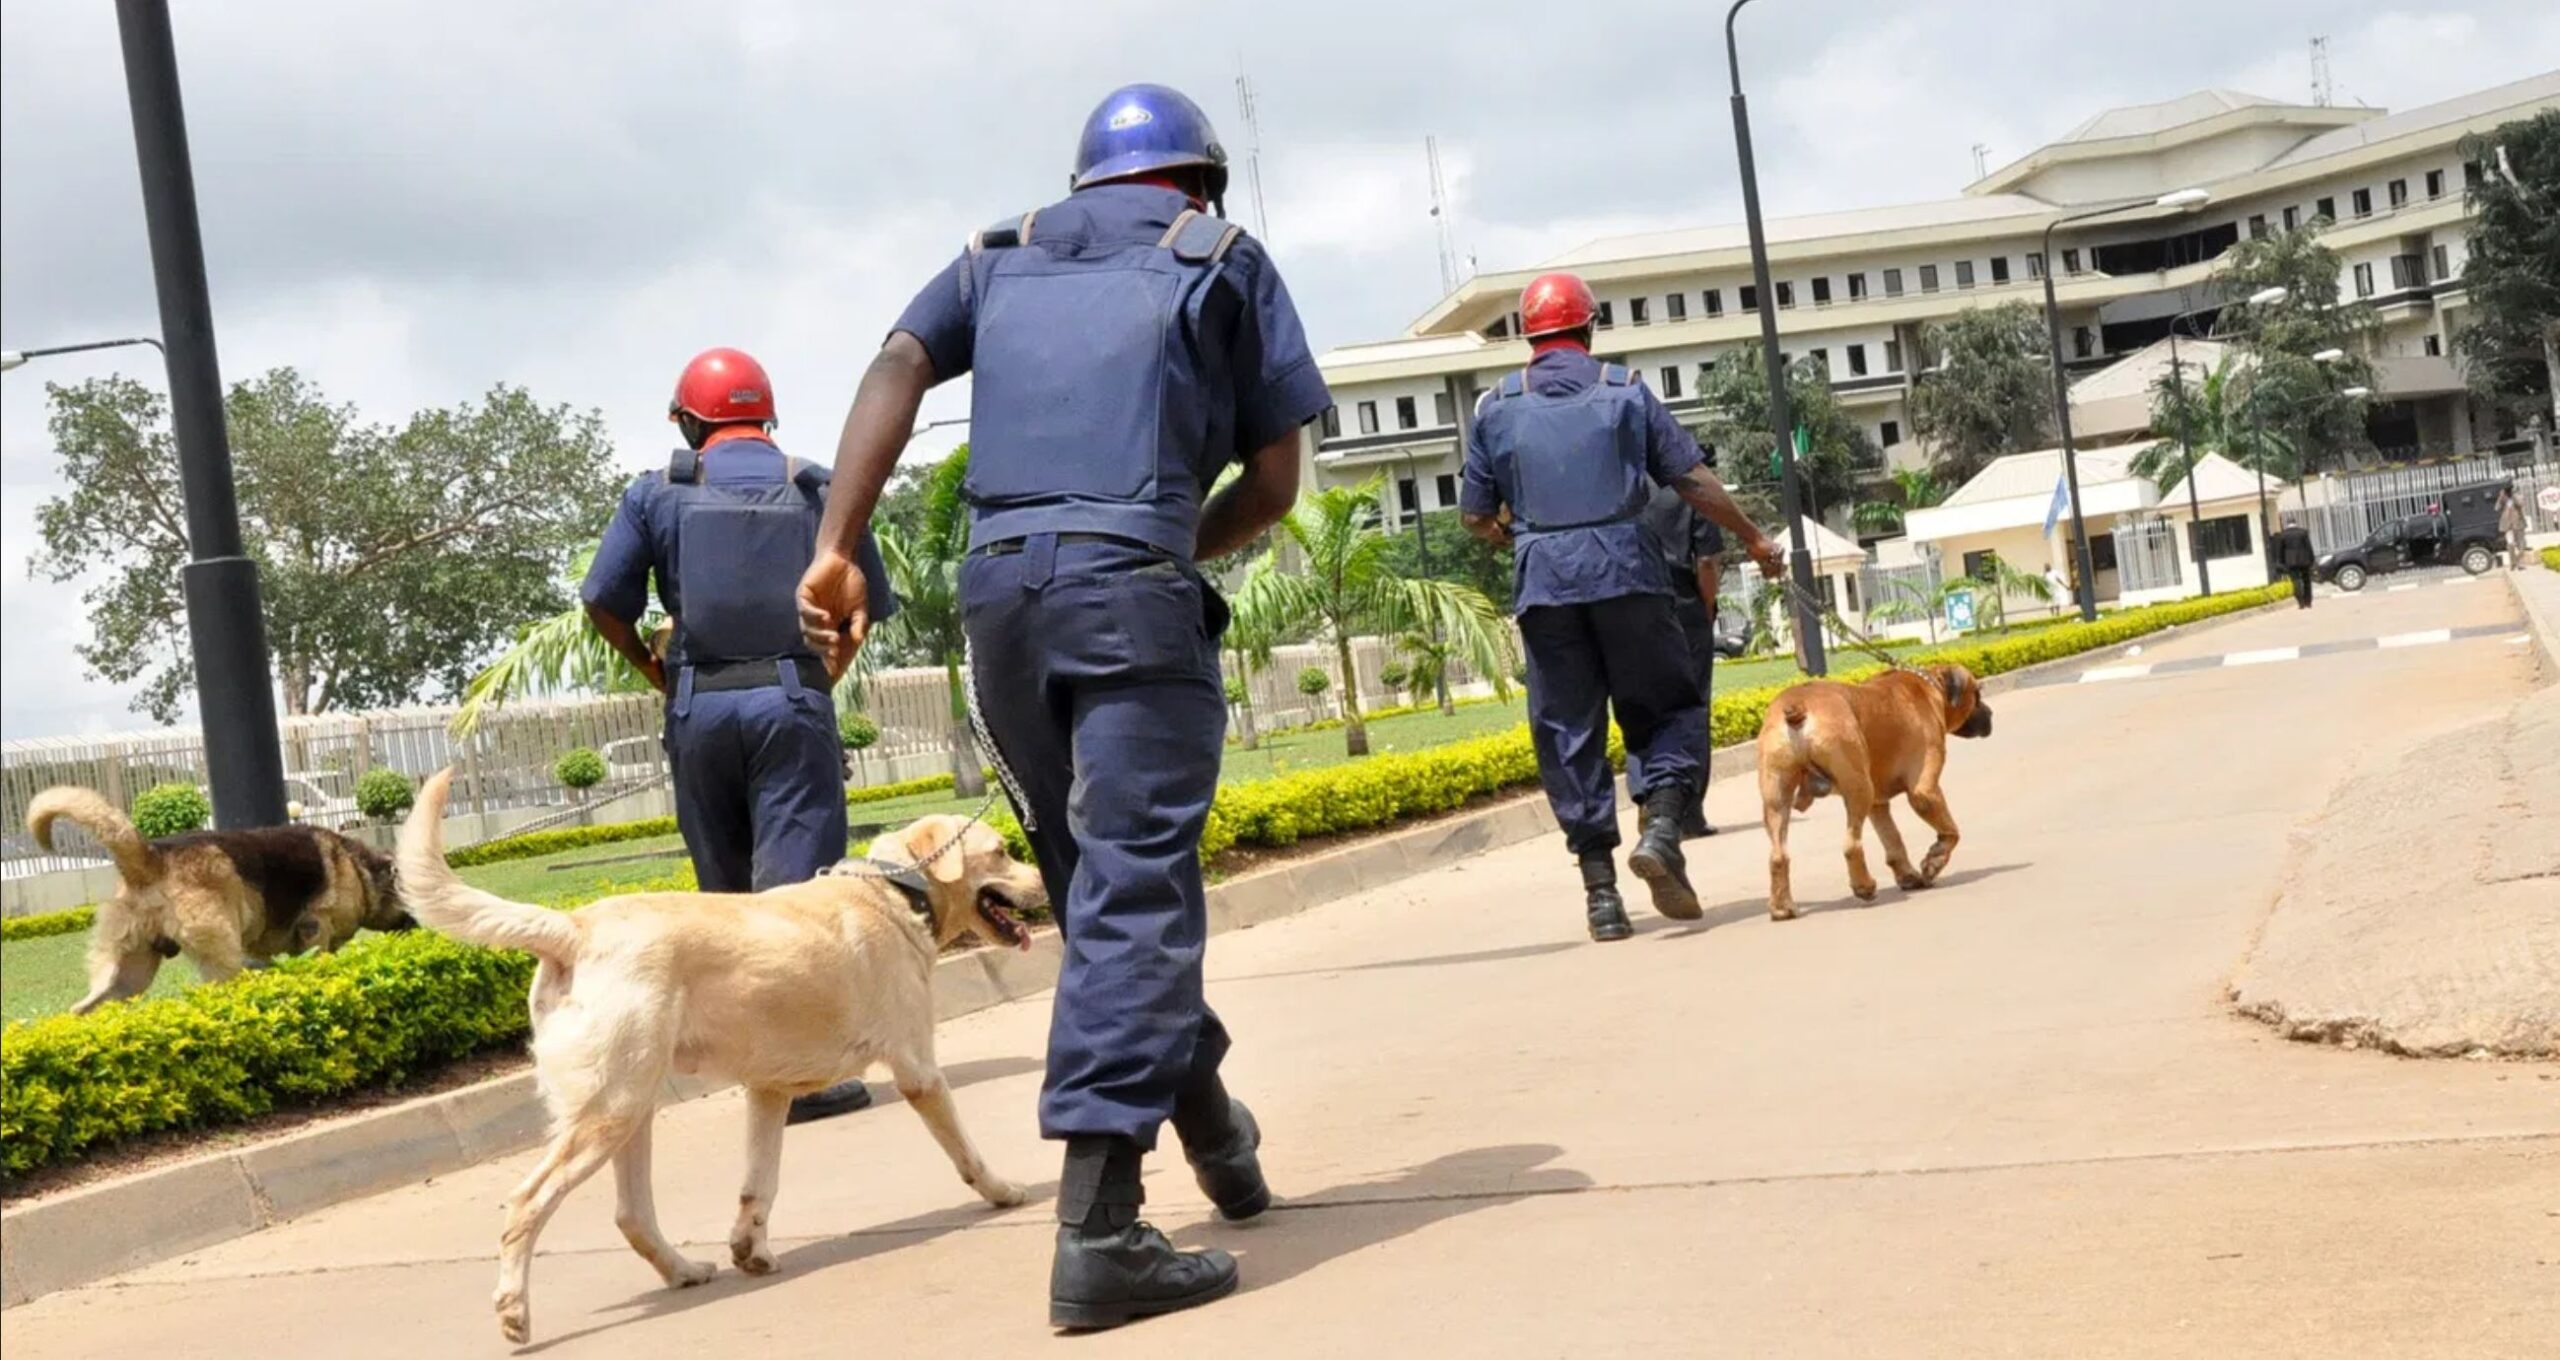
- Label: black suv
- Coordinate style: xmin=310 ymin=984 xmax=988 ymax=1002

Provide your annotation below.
xmin=2316 ymin=479 xmax=2512 ymax=592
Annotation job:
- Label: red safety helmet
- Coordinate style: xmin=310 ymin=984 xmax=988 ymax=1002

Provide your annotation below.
xmin=669 ymin=347 xmax=776 ymax=427
xmin=1519 ymin=272 xmax=1597 ymax=339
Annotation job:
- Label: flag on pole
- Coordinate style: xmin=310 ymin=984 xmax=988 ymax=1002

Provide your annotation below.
xmin=2042 ymin=473 xmax=2070 ymax=537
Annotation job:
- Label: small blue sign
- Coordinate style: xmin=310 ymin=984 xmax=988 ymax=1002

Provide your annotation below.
xmin=1945 ymin=588 xmax=1978 ymax=632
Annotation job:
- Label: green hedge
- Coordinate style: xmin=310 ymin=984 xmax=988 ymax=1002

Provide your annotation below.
xmin=441 ymin=816 xmax=680 ymax=869
xmin=2541 ymin=546 xmax=2560 ymax=573
xmin=1 ymin=906 xmax=96 ymax=943
xmin=846 ymin=770 xmax=968 ymax=808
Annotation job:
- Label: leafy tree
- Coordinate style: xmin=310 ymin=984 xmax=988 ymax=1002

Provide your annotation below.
xmin=1375 ymin=508 xmax=1512 ymax=615
xmin=1865 ymin=577 xmax=1943 ymax=644
xmin=1295 ymin=665 xmax=1330 ymax=696
xmin=554 ymin=747 xmax=605 ymax=790
xmin=1692 ymin=351 xmax=1873 ymax=526
xmin=1219 ymin=560 xmax=1289 ymax=750
xmin=1906 ymin=301 xmax=2055 ymax=484
xmin=2136 ymin=353 xmax=2294 ymax=489
xmin=2210 ymin=226 xmax=2379 ymax=468
xmin=874 ymin=448 xmax=987 ymax=798
xmin=1246 ymin=478 xmax=1516 ymax=756
xmin=131 ymin=782 xmax=210 ymax=839
xmin=2454 ymin=109 xmax=2560 ymax=426
xmin=354 ymin=768 xmax=415 ymax=821
xmin=30 ymin=370 xmax=619 ymax=723
xmin=1852 ymin=468 xmax=1947 ymax=535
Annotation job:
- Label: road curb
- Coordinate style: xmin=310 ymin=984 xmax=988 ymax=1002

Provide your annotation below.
xmin=0 ymin=786 xmax=1561 ymax=1309
xmin=2505 ymin=568 xmax=2560 ymax=677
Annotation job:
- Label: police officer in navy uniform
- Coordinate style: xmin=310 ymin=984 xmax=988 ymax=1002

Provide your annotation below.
xmin=1639 ymin=481 xmax=1727 ymax=838
xmin=1460 ymin=273 xmax=1783 ymax=942
xmin=583 ymin=347 xmax=898 ymax=1126
xmin=795 ymin=84 xmax=1329 ymax=1328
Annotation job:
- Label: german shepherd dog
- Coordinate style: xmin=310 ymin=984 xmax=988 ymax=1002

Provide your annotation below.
xmin=27 ymin=786 xmax=413 ymax=1014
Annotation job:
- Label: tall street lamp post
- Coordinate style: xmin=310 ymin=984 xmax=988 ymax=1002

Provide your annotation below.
xmin=0 ymin=336 xmax=166 ymax=371
xmin=2038 ymin=188 xmax=2210 ymax=621
xmin=1725 ymin=0 xmax=1823 ymax=674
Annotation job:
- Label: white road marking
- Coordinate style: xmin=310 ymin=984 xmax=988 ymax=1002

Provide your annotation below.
xmin=2387 ymin=583 xmax=2421 ymax=593
xmin=2513 ymin=635 xmax=2535 ymax=646
xmin=2378 ymin=629 xmax=2453 ymax=649
xmin=2224 ymin=647 xmax=2301 ymax=667
xmin=2442 ymin=576 xmax=2478 ymax=587
xmin=2079 ymin=665 xmax=2153 ymax=683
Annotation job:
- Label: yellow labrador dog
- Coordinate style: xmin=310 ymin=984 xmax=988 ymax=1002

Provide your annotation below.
xmin=397 ymin=768 xmax=1044 ymax=1344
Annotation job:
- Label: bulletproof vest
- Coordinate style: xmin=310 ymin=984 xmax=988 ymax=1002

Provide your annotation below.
xmin=661 ymin=448 xmax=824 ymax=667
xmin=1478 ymin=364 xmax=1653 ymax=539
xmin=958 ymin=205 xmax=1243 ymax=555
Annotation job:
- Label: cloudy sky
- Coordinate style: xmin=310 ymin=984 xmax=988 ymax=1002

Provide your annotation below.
xmin=4 ymin=1 xmax=2555 ymax=739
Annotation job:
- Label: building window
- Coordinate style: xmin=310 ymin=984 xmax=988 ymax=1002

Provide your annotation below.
xmin=2282 ymin=205 xmax=2300 ymax=231
xmin=2026 ymin=252 xmax=2044 ymax=280
xmin=1394 ymin=395 xmax=1418 ymax=431
xmin=2073 ymin=327 xmax=2095 ymax=359
xmin=1848 ymin=272 xmax=1868 ymax=300
xmin=1880 ymin=419 xmax=1901 ymax=446
xmin=2387 ymin=178 xmax=2407 ymax=209
xmin=1659 ymin=365 xmax=1683 ymax=398
xmin=2390 ymin=254 xmax=2426 ymax=290
xmin=2426 ymin=169 xmax=2445 ymax=200
xmin=2248 ymin=214 xmax=2268 ymax=240
xmin=1811 ymin=276 xmax=1832 ymax=305
xmin=1395 ymin=476 xmax=1418 ymax=517
xmin=1434 ymin=390 xmax=1455 ymax=426
xmin=2194 ymin=514 xmax=2252 ymax=561
xmin=2464 ymin=160 xmax=2484 ymax=188
xmin=1807 ymin=348 xmax=1827 ymax=374
xmin=1738 ymin=284 xmax=1758 ymax=313
xmin=2424 ymin=333 xmax=2442 ymax=357
xmin=2316 ymin=195 xmax=2336 ymax=222
xmin=1882 ymin=268 xmax=1904 ymax=297
xmin=1320 ymin=406 xmax=1342 ymax=439
xmin=1962 ymin=549 xmax=2002 ymax=582
xmin=1954 ymin=260 xmax=1976 ymax=288
xmin=1775 ymin=281 xmax=1796 ymax=309
xmin=1884 ymin=339 xmax=1903 ymax=372
xmin=1846 ymin=343 xmax=1868 ymax=377
xmin=1357 ymin=401 xmax=1379 ymax=435
xmin=1629 ymin=296 xmax=1650 ymax=326
xmin=1431 ymin=474 xmax=1455 ymax=509
xmin=2353 ymin=262 xmax=2374 ymax=298
xmin=1486 ymin=316 xmax=1509 ymax=339
xmin=1989 ymin=256 xmax=2011 ymax=284
xmin=1919 ymin=264 xmax=1940 ymax=293
xmin=2061 ymin=248 xmax=2081 ymax=275
xmin=1665 ymin=292 xmax=1687 ymax=322
xmin=2352 ymin=187 xmax=2372 ymax=218
xmin=1702 ymin=288 xmax=1723 ymax=317
xmin=2431 ymin=243 xmax=2451 ymax=280
xmin=1596 ymin=300 xmax=1615 ymax=329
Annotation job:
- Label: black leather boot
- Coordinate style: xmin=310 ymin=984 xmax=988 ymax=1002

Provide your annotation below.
xmin=1581 ymin=853 xmax=1633 ymax=942
xmin=1627 ymin=789 xmax=1703 ymax=921
xmin=1679 ymin=801 xmax=1715 ymax=839
xmin=1050 ymin=1136 xmax=1239 ymax=1330
xmin=1171 ymin=1078 xmax=1270 ymax=1221
xmin=785 ymin=1079 xmax=873 ymax=1125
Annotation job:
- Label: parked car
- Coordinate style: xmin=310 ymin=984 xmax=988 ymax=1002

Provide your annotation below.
xmin=2317 ymin=480 xmax=2512 ymax=591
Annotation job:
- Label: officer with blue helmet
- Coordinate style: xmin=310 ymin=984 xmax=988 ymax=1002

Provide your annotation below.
xmin=582 ymin=346 xmax=898 ymax=1126
xmin=796 ymin=83 xmax=1329 ymax=1328
xmin=1460 ymin=273 xmax=1783 ymax=942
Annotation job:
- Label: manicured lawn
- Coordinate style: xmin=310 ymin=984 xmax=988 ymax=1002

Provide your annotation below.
xmin=1225 ymin=698 xmax=1531 ymax=779
xmin=4 ymin=929 xmax=201 ymax=1024
xmin=452 ymin=832 xmax=693 ymax=905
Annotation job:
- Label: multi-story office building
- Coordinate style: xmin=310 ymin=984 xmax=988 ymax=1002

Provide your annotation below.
xmin=1308 ymin=72 xmax=2560 ymax=526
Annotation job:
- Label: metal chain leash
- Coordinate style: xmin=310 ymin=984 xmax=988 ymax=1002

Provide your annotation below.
xmin=1774 ymin=576 xmax=1910 ymax=673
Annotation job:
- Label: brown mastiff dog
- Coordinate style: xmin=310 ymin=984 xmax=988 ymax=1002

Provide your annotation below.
xmin=1754 ymin=664 xmax=1991 ymax=920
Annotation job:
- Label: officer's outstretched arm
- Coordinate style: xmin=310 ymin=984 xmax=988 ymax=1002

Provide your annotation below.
xmin=1197 ymin=433 xmax=1301 ymax=563
xmin=802 ymin=336 xmax=937 ymax=658
xmin=1460 ymin=509 xmax=1511 ymax=549
xmin=1670 ymin=465 xmax=1784 ymax=579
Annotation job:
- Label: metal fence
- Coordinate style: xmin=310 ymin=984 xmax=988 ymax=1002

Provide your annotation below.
xmin=2282 ymin=453 xmax=2558 ymax=556
xmin=2115 ymin=514 xmax=2186 ymax=593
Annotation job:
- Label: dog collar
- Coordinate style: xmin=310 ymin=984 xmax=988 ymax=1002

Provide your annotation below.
xmin=820 ymin=857 xmax=935 ymax=919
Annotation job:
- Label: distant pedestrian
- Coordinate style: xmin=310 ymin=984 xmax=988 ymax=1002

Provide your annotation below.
xmin=2274 ymin=518 xmax=2317 ymax=609
xmin=2042 ymin=561 xmax=2069 ymax=613
xmin=2498 ymin=485 xmax=2528 ymax=570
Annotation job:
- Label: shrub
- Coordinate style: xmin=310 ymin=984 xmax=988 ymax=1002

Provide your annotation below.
xmin=130 ymin=783 xmax=210 ymax=840
xmin=2 ymin=905 xmax=96 ymax=943
xmin=839 ymin=711 xmax=880 ymax=751
xmin=1222 ymin=676 xmax=1247 ymax=704
xmin=553 ymin=748 xmax=606 ymax=791
xmin=1379 ymin=660 xmax=1411 ymax=690
xmin=1295 ymin=666 xmax=1330 ymax=696
xmin=2541 ymin=545 xmax=2560 ymax=572
xmin=846 ymin=770 xmax=969 ymax=808
xmin=441 ymin=816 xmax=678 ymax=869
xmin=354 ymin=768 xmax=415 ymax=822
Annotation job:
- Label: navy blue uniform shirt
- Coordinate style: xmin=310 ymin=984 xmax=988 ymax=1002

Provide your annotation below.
xmin=581 ymin=438 xmax=896 ymax=639
xmin=889 ymin=184 xmax=1331 ymax=553
xmin=1639 ymin=483 xmax=1725 ymax=602
xmin=1460 ymin=347 xmax=1706 ymax=611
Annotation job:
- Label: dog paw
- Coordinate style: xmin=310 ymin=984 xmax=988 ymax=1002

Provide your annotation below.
xmin=1895 ymin=869 xmax=1927 ymax=891
xmin=730 ymin=1238 xmax=776 ymax=1276
xmin=1851 ymin=881 xmax=1879 ymax=903
xmin=1768 ymin=901 xmax=1797 ymax=922
xmin=495 ymin=1294 xmax=531 ymax=1345
xmin=978 ymin=1176 xmax=1029 ymax=1209
xmin=670 ymin=1257 xmax=718 ymax=1288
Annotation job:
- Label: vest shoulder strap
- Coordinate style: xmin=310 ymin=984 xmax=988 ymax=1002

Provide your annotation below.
xmin=1159 ymin=208 xmax=1245 ymax=264
xmin=665 ymin=447 xmax=700 ymax=485
xmin=1601 ymin=364 xmax=1634 ymax=387
xmin=784 ymin=455 xmax=826 ymax=501
xmin=967 ymin=210 xmax=1041 ymax=257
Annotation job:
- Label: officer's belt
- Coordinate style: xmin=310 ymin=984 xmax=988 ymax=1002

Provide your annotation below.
xmin=688 ymin=656 xmax=829 ymax=694
xmin=972 ymin=532 xmax=1158 ymax=558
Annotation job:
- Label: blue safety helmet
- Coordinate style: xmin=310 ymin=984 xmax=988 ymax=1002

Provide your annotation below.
xmin=1070 ymin=83 xmax=1230 ymax=205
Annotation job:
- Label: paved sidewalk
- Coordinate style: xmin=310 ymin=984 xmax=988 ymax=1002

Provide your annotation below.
xmin=11 ymin=581 xmax=2556 ymax=1359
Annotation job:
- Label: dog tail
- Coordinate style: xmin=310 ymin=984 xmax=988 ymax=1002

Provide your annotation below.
xmin=1780 ymin=696 xmax=1809 ymax=731
xmin=27 ymin=786 xmax=162 ymax=887
xmin=395 ymin=767 xmax=583 ymax=963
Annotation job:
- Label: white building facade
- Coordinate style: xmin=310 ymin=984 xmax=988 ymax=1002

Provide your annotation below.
xmin=1307 ymin=73 xmax=2560 ymax=527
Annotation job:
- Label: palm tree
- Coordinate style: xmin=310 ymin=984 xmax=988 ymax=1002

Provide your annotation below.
xmin=1393 ymin=629 xmax=1455 ymax=708
xmin=1249 ymin=477 xmax=1516 ymax=756
xmin=1221 ymin=561 xmax=1289 ymax=751
xmin=1852 ymin=468 xmax=1947 ymax=535
xmin=874 ymin=450 xmax=987 ymax=797
xmin=1865 ymin=576 xmax=1941 ymax=645
xmin=2135 ymin=353 xmax=2296 ymax=490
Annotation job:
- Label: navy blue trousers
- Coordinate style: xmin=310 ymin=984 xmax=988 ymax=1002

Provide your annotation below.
xmin=666 ymin=665 xmax=847 ymax=893
xmin=1519 ymin=594 xmax=1705 ymax=857
xmin=960 ymin=535 xmax=1230 ymax=1148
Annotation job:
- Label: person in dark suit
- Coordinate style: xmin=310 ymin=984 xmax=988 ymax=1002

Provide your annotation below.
xmin=2273 ymin=518 xmax=2317 ymax=609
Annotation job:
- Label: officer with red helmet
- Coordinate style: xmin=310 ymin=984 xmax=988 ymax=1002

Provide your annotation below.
xmin=582 ymin=347 xmax=897 ymax=1125
xmin=1460 ymin=273 xmax=1783 ymax=941
xmin=797 ymin=83 xmax=1327 ymax=1328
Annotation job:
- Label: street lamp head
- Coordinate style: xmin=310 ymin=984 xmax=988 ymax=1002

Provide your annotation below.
xmin=2154 ymin=187 xmax=2211 ymax=210
xmin=0 ymin=351 xmax=25 ymax=372
xmin=2312 ymin=348 xmax=2347 ymax=363
xmin=2246 ymin=286 xmax=2290 ymax=307
xmin=2341 ymin=385 xmax=2373 ymax=398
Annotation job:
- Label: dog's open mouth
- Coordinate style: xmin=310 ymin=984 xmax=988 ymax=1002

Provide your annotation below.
xmin=976 ymin=886 xmax=1033 ymax=952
